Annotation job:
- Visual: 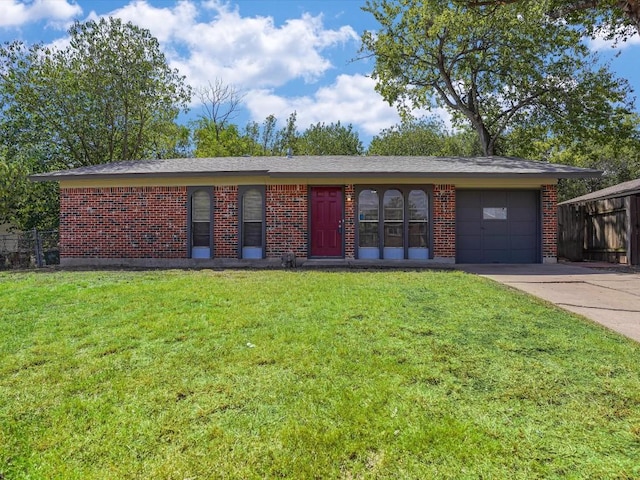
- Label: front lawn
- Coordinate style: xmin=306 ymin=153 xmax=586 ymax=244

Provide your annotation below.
xmin=1 ymin=270 xmax=639 ymax=479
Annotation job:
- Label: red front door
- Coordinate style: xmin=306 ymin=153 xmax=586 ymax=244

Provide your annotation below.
xmin=311 ymin=187 xmax=343 ymax=257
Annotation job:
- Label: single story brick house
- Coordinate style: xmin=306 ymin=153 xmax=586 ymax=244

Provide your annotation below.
xmin=31 ymin=155 xmax=599 ymax=267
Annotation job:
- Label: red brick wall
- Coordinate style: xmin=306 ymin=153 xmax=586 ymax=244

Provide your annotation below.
xmin=266 ymin=184 xmax=308 ymax=258
xmin=542 ymin=184 xmax=558 ymax=260
xmin=433 ymin=184 xmax=456 ymax=258
xmin=213 ymin=185 xmax=238 ymax=258
xmin=60 ymin=183 xmax=555 ymax=263
xmin=60 ymin=186 xmax=187 ymax=258
xmin=344 ymin=184 xmax=355 ymax=259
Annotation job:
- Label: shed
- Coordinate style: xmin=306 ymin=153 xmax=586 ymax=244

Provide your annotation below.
xmin=558 ymin=178 xmax=640 ymax=265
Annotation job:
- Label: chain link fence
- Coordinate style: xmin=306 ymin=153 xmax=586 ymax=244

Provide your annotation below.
xmin=0 ymin=230 xmax=59 ymax=269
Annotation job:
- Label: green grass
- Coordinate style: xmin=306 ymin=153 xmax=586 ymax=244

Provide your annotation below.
xmin=0 ymin=269 xmax=639 ymax=479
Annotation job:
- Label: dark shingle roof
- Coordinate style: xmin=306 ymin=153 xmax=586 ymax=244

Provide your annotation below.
xmin=559 ymin=178 xmax=640 ymax=204
xmin=30 ymin=155 xmax=601 ymax=181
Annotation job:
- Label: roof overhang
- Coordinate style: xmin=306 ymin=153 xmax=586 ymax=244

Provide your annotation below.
xmin=559 ymin=188 xmax=640 ymax=205
xmin=267 ymin=171 xmax=600 ymax=179
xmin=30 ymin=170 xmax=270 ymax=182
xmin=29 ymin=155 xmax=603 ymax=183
xmin=559 ymin=178 xmax=640 ymax=205
xmin=31 ymin=170 xmax=601 ymax=182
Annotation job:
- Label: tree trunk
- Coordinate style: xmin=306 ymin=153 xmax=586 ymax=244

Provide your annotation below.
xmin=473 ymin=121 xmax=495 ymax=156
xmin=618 ymin=0 xmax=640 ymax=35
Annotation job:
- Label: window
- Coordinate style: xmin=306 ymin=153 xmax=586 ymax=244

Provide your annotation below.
xmin=356 ymin=187 xmax=431 ymax=260
xmin=239 ymin=186 xmax=265 ymax=259
xmin=383 ymin=190 xmax=404 ymax=248
xmin=483 ymin=207 xmax=507 ymax=220
xmin=190 ymin=189 xmax=212 ymax=258
xmin=408 ymin=190 xmax=429 ymax=248
xmin=192 ymin=190 xmax=210 ymax=247
xmin=358 ymin=189 xmax=379 ymax=248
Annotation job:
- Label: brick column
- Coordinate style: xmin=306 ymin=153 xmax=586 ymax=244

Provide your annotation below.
xmin=213 ymin=185 xmax=238 ymax=258
xmin=542 ymin=184 xmax=558 ymax=263
xmin=266 ymin=184 xmax=308 ymax=259
xmin=433 ymin=184 xmax=456 ymax=261
xmin=344 ymin=184 xmax=356 ymax=259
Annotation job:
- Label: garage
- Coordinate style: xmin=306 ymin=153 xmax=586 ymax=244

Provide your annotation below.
xmin=456 ymin=190 xmax=541 ymax=263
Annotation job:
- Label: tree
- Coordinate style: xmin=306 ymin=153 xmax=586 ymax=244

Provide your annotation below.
xmin=195 ymin=79 xmax=245 ymax=144
xmin=193 ymin=120 xmax=257 ymax=157
xmin=368 ymin=117 xmax=482 ymax=156
xmin=0 ymin=17 xmax=191 ymax=229
xmin=0 ymin=17 xmax=191 ymax=168
xmin=260 ymin=115 xmax=279 ymax=155
xmin=361 ymin=1 xmax=632 ymax=156
xmin=502 ymin=113 xmax=640 ymax=200
xmin=149 ymin=123 xmax=192 ymax=159
xmin=194 ymin=112 xmax=362 ymax=158
xmin=556 ymin=137 xmax=640 ymax=200
xmin=275 ymin=112 xmax=300 ymax=155
xmin=0 ymin=150 xmax=59 ymax=230
xmin=297 ymin=121 xmax=364 ymax=155
xmin=241 ymin=112 xmax=301 ymax=156
xmin=463 ymin=0 xmax=640 ymax=38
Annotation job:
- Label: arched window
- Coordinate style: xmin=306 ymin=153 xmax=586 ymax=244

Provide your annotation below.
xmin=190 ymin=189 xmax=211 ymax=258
xmin=358 ymin=189 xmax=379 ymax=259
xmin=408 ymin=190 xmax=429 ymax=259
xmin=383 ymin=189 xmax=404 ymax=259
xmin=355 ymin=187 xmax=431 ymax=260
xmin=242 ymin=188 xmax=263 ymax=259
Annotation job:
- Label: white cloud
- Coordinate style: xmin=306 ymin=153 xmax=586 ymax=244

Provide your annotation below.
xmin=244 ymin=74 xmax=452 ymax=136
xmin=102 ymin=0 xmax=358 ymax=91
xmin=94 ymin=0 xmax=198 ymax=44
xmin=588 ymin=25 xmax=640 ymax=50
xmin=40 ymin=1 xmax=451 ymax=140
xmin=0 ymin=0 xmax=82 ymax=28
xmin=46 ymin=35 xmax=71 ymax=52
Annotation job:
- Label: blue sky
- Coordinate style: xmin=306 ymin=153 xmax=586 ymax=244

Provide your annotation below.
xmin=1 ymin=0 xmax=639 ymax=146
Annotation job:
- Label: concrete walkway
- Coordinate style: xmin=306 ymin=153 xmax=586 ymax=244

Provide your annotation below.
xmin=457 ymin=263 xmax=640 ymax=343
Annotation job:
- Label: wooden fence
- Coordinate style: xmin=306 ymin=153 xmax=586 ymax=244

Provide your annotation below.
xmin=558 ymin=203 xmax=584 ymax=261
xmin=558 ymin=195 xmax=639 ymax=265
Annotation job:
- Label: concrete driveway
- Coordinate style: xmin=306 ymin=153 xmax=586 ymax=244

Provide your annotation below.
xmin=457 ymin=263 xmax=640 ymax=343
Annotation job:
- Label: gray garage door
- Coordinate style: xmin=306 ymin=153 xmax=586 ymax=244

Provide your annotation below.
xmin=456 ymin=190 xmax=540 ymax=263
